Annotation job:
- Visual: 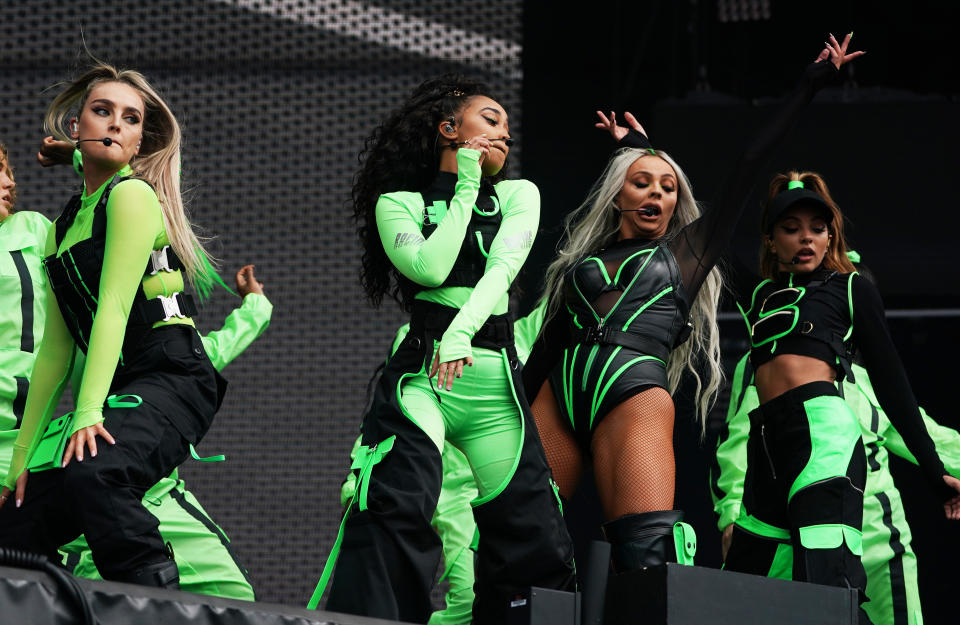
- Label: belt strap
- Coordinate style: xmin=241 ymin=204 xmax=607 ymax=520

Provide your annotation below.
xmin=144 ymin=245 xmax=185 ymax=276
xmin=132 ymin=292 xmax=198 ymax=325
xmin=572 ymin=326 xmax=669 ymax=362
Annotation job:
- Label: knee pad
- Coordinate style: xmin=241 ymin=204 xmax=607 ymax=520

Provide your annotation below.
xmin=602 ymin=510 xmax=695 ymax=572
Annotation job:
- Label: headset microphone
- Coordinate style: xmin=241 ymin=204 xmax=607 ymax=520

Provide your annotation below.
xmin=616 ymin=207 xmax=658 ymax=216
xmin=775 ymin=254 xmax=802 ymax=265
xmin=76 ymin=138 xmax=113 ymax=147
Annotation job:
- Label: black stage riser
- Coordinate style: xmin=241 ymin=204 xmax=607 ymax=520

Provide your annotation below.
xmin=0 ymin=565 xmax=415 ymax=625
xmin=605 ymin=564 xmax=859 ymax=625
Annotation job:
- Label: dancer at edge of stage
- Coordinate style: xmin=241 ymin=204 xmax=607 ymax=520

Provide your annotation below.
xmin=518 ymin=35 xmax=860 ymax=575
xmin=341 ymin=324 xmax=477 ymax=625
xmin=0 ymin=63 xmax=231 ymax=589
xmin=714 ymin=260 xmax=960 ymax=624
xmin=721 ymin=166 xmax=960 ymax=619
xmin=0 ymin=142 xmax=52 ymax=475
xmin=315 ymin=75 xmax=575 ymax=624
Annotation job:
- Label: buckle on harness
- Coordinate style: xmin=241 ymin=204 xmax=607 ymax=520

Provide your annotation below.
xmin=158 ymin=293 xmax=185 ymax=321
xmin=585 ymin=326 xmax=606 ymax=344
xmin=149 ymin=246 xmax=174 ymax=275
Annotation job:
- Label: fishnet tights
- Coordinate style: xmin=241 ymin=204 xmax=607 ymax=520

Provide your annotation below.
xmin=532 ymin=382 xmax=676 ymax=520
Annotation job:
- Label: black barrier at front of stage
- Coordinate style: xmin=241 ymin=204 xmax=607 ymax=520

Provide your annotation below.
xmin=3 ymin=562 xmax=863 ymax=625
xmin=0 ymin=564 xmax=418 ymax=625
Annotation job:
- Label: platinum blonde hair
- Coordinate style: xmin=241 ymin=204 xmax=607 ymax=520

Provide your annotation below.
xmin=44 ymin=63 xmax=218 ymax=296
xmin=541 ymin=148 xmax=724 ymax=430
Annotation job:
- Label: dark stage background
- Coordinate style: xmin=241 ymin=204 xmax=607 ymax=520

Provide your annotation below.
xmin=2 ymin=0 xmax=959 ymax=620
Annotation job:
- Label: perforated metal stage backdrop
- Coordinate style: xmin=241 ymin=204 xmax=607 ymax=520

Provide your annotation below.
xmin=1 ymin=0 xmax=523 ymax=605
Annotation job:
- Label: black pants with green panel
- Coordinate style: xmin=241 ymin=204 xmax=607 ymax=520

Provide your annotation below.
xmin=0 ymin=326 xmax=225 ymax=581
xmin=325 ymin=304 xmax=576 ymax=625
xmin=724 ymin=381 xmax=869 ymax=609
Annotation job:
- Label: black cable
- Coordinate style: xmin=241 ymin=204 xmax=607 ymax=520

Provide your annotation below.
xmin=0 ymin=547 xmax=98 ymax=625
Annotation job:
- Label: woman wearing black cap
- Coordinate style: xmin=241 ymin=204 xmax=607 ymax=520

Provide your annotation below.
xmin=724 ymin=169 xmax=960 ymax=622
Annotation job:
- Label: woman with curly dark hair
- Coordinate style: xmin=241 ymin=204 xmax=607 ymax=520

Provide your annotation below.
xmin=314 ymin=76 xmax=574 ymax=624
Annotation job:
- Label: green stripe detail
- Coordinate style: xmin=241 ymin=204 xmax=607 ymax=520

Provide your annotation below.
xmin=590 ymin=346 xmax=623 ymax=428
xmin=573 ymin=278 xmax=601 ymax=324
xmin=581 ymin=344 xmax=599 ymax=392
xmin=474 ymin=231 xmax=490 ymax=258
xmin=591 ymin=354 xmax=664 ymax=428
xmin=843 ymin=272 xmax=856 ymax=341
xmin=613 ymin=248 xmax=655 ymax=285
xmin=566 ymin=305 xmax=583 ymax=329
xmin=604 ymin=247 xmax=657 ymax=321
xmin=583 ymin=257 xmax=613 ymax=285
xmin=621 ymin=285 xmax=673 ymax=331
xmin=563 ymin=345 xmax=579 ymax=428
xmin=64 ymin=250 xmax=97 ymax=311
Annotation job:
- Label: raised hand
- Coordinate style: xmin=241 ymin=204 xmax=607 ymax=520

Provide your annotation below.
xmin=815 ymin=32 xmax=865 ymax=69
xmin=236 ymin=264 xmax=265 ymax=297
xmin=595 ymin=111 xmax=647 ymax=142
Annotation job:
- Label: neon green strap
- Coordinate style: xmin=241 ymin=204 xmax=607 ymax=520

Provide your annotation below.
xmin=307 ymin=435 xmax=396 ymax=610
xmin=189 ymin=445 xmax=225 ymax=463
xmin=104 ymin=394 xmax=142 ymax=408
xmin=735 ymin=513 xmax=791 ymax=542
xmin=672 ymin=522 xmax=697 ymax=566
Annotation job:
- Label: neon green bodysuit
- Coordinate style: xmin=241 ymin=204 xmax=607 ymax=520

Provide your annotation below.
xmin=376 ymin=148 xmax=538 ymax=495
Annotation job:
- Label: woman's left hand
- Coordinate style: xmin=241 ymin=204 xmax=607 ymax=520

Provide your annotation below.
xmin=430 ymin=350 xmax=474 ymax=391
xmin=37 ymin=136 xmax=76 ymax=168
xmin=62 ymin=422 xmax=116 ymax=467
xmin=815 ymin=32 xmax=865 ymax=70
xmin=943 ymin=475 xmax=960 ymax=520
xmin=595 ymin=111 xmax=647 ymax=142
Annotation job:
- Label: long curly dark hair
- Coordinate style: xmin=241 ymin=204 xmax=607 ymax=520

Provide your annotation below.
xmin=354 ymin=74 xmax=502 ymax=309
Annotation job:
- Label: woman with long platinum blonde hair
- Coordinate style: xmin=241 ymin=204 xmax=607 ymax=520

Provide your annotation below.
xmin=520 ymin=36 xmax=860 ymax=575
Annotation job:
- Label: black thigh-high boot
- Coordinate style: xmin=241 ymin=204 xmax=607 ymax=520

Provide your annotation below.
xmin=602 ymin=510 xmax=686 ymax=572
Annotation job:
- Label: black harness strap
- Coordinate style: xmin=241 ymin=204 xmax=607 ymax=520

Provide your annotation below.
xmin=570 ymin=326 xmax=670 ymax=363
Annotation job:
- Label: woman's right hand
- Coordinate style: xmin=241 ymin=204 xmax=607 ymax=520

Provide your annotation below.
xmin=943 ymin=475 xmax=960 ymax=520
xmin=815 ymin=32 xmax=865 ymax=70
xmin=595 ymin=111 xmax=647 ymax=142
xmin=0 ymin=471 xmax=28 ymax=510
xmin=236 ymin=264 xmax=264 ymax=297
xmin=460 ymin=134 xmax=491 ymax=167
